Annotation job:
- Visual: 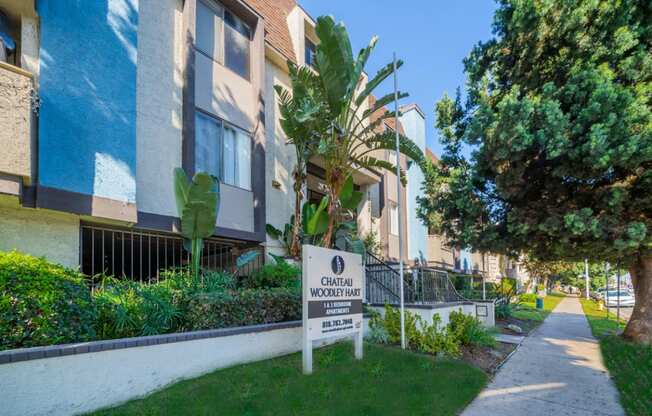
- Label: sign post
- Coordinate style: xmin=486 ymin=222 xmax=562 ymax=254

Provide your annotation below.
xmin=302 ymin=245 xmax=364 ymax=375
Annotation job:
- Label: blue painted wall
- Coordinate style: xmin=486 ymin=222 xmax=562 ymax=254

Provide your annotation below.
xmin=37 ymin=0 xmax=139 ymax=203
xmin=400 ymin=107 xmax=429 ymax=263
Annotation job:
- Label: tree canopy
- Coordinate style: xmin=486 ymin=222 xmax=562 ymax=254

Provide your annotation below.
xmin=418 ymin=0 xmax=651 ymax=342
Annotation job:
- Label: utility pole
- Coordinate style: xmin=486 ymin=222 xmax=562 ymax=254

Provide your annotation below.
xmin=393 ymin=53 xmax=405 ymax=350
xmin=605 ymin=262 xmax=610 ymax=320
xmin=584 ymin=259 xmax=590 ymax=299
xmin=617 ymin=261 xmax=621 ymax=324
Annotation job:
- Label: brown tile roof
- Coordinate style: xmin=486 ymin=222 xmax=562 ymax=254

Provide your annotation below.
xmin=246 ymin=0 xmax=297 ymax=63
xmin=368 ymin=95 xmax=406 ymax=135
xmin=426 ymin=148 xmax=439 ymax=163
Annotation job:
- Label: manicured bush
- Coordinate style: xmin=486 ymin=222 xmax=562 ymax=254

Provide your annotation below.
xmin=519 ymin=293 xmax=537 ymax=304
xmin=241 ymin=261 xmax=300 ymax=289
xmin=448 ymin=310 xmax=496 ymax=348
xmin=369 ymin=304 xmax=461 ymax=357
xmin=185 ymin=288 xmax=301 ymax=330
xmin=0 ymin=251 xmax=96 ymax=350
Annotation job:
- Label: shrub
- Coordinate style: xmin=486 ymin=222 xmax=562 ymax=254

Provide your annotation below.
xmin=93 ymin=277 xmax=181 ymax=339
xmin=365 ymin=325 xmax=390 ymax=344
xmin=448 ymin=310 xmax=496 ymax=348
xmin=418 ymin=314 xmax=460 ymax=357
xmin=161 ymin=268 xmax=236 ymax=293
xmin=495 ymin=302 xmax=513 ymax=319
xmin=185 ymin=288 xmax=301 ymax=330
xmin=241 ymin=261 xmax=300 ymax=289
xmin=369 ymin=305 xmax=462 ymax=357
xmin=0 ymin=251 xmax=96 ymax=350
xmin=519 ymin=293 xmax=537 ymax=304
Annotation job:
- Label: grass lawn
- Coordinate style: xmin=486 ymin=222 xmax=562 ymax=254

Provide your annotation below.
xmin=512 ymin=292 xmax=565 ymax=323
xmin=580 ymin=298 xmax=652 ymax=416
xmin=91 ymin=342 xmax=487 ymax=416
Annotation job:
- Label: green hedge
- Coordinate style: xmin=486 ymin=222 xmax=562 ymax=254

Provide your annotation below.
xmin=186 ymin=288 xmax=301 ymax=330
xmin=0 ymin=251 xmax=96 ymax=350
xmin=0 ymin=252 xmax=303 ymax=351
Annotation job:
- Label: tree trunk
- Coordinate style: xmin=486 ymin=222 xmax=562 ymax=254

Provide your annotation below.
xmin=623 ymin=253 xmax=652 ymax=344
xmin=322 ymin=191 xmax=338 ymax=248
xmin=289 ymin=169 xmax=304 ymax=258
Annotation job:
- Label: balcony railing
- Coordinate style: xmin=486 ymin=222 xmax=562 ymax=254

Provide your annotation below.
xmin=0 ymin=61 xmax=36 ymax=192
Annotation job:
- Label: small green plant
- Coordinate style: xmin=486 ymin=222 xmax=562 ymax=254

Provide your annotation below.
xmin=362 ymin=231 xmax=381 ymax=256
xmin=173 ymin=168 xmax=219 ymax=281
xmin=519 ymin=293 xmax=537 ymax=304
xmin=93 ymin=277 xmax=182 ymax=339
xmin=495 ymin=302 xmax=513 ymax=319
xmin=241 ymin=258 xmax=301 ymax=289
xmin=365 ymin=324 xmax=390 ymax=344
xmin=418 ymin=314 xmax=460 ymax=357
xmin=370 ymin=305 xmax=463 ymax=357
xmin=371 ymin=363 xmax=385 ymax=378
xmin=448 ymin=310 xmax=496 ymax=348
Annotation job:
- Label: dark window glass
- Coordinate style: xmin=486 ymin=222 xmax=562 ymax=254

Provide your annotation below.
xmin=305 ymin=37 xmax=316 ymax=67
xmin=224 ymin=10 xmax=250 ymax=79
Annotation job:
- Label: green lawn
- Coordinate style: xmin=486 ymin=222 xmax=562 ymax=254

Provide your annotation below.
xmin=91 ymin=342 xmax=487 ymax=416
xmin=512 ymin=292 xmax=565 ymax=322
xmin=580 ymin=298 xmax=652 ymax=416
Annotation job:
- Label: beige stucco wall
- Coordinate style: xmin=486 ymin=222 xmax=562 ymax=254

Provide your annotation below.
xmin=263 ymin=60 xmax=297 ymax=256
xmin=0 ymin=197 xmax=80 ymax=268
xmin=0 ymin=63 xmax=34 ymax=184
xmin=136 ymin=0 xmax=183 ymax=218
xmin=427 ymin=234 xmax=455 ymax=269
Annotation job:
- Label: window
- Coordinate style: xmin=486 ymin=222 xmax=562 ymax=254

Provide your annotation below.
xmin=305 ymin=37 xmax=316 ymax=67
xmin=196 ymin=0 xmax=251 ymax=80
xmin=195 ymin=111 xmax=252 ymax=190
xmin=390 ymin=203 xmax=399 ymax=235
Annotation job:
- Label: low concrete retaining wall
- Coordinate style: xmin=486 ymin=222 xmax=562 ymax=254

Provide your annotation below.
xmin=369 ymin=300 xmax=495 ymax=328
xmin=1 ymin=319 xmax=370 ymax=416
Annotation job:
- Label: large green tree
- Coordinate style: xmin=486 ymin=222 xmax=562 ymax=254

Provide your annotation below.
xmin=418 ymin=1 xmax=652 ymax=342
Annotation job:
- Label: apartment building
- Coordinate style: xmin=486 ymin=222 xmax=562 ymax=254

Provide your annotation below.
xmin=0 ymin=0 xmax=275 ymax=279
xmin=0 ymin=0 xmax=420 ymax=276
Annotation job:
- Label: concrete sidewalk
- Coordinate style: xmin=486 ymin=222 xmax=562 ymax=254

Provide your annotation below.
xmin=462 ymin=296 xmax=624 ymax=416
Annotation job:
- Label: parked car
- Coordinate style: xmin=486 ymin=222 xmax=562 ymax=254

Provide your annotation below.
xmin=593 ymin=288 xmax=606 ymax=300
xmin=604 ymin=290 xmax=635 ymax=308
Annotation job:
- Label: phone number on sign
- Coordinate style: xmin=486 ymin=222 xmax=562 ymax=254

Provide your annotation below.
xmin=322 ymin=318 xmax=353 ymax=333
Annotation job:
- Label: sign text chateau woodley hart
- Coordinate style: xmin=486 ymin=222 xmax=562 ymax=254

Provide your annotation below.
xmin=302 ymin=245 xmax=364 ymax=374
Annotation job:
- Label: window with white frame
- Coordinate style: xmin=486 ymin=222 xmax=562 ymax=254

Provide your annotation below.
xmin=390 ymin=202 xmax=399 ymax=236
xmin=196 ymin=0 xmax=251 ymax=80
xmin=195 ymin=111 xmax=252 ymax=190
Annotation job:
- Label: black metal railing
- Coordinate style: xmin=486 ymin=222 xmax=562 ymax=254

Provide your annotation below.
xmin=80 ymin=224 xmax=264 ymax=283
xmin=364 ymin=252 xmax=466 ymax=305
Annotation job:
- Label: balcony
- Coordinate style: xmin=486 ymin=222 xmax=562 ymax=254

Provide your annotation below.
xmin=0 ymin=61 xmax=35 ymax=195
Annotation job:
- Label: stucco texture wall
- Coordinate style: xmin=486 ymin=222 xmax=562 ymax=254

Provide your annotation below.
xmin=37 ymin=0 xmax=139 ymax=203
xmin=136 ymin=0 xmax=183 ymax=217
xmin=0 ymin=197 xmax=79 ymax=267
xmin=263 ymin=61 xmax=297 ymax=256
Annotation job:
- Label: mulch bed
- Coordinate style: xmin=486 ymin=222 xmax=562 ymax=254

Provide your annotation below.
xmin=496 ymin=316 xmax=540 ymax=335
xmin=460 ymin=342 xmax=517 ymax=374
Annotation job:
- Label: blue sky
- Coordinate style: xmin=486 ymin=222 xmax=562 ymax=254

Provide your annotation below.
xmin=299 ymin=0 xmax=497 ymax=157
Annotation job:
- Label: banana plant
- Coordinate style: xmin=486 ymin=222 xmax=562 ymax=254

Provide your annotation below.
xmin=173 ymin=168 xmax=219 ymax=281
xmin=266 ymin=220 xmax=294 ymax=254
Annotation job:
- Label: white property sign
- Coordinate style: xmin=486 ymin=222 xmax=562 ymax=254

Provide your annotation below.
xmin=302 ymin=245 xmax=364 ymax=374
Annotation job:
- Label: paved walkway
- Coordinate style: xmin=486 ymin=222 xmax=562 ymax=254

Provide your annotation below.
xmin=462 ymin=296 xmax=624 ymax=416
